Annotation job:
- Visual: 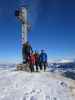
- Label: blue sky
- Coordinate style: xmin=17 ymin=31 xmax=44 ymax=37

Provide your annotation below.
xmin=0 ymin=0 xmax=75 ymax=63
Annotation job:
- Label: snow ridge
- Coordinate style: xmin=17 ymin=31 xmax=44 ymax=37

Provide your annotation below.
xmin=0 ymin=68 xmax=75 ymax=100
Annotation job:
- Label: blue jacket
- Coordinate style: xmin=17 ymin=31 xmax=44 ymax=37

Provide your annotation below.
xmin=39 ymin=52 xmax=47 ymax=62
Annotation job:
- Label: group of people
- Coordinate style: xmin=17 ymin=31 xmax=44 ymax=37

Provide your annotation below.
xmin=22 ymin=41 xmax=48 ymax=72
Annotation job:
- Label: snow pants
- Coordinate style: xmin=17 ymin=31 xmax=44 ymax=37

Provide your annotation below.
xmin=39 ymin=61 xmax=47 ymax=71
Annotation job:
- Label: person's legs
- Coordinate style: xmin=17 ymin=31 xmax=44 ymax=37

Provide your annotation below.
xmin=44 ymin=62 xmax=47 ymax=71
xmin=23 ymin=54 xmax=26 ymax=64
xmin=36 ymin=63 xmax=38 ymax=72
xmin=29 ymin=64 xmax=32 ymax=72
xmin=39 ymin=62 xmax=42 ymax=70
xmin=29 ymin=64 xmax=34 ymax=72
xmin=32 ymin=64 xmax=34 ymax=72
xmin=22 ymin=52 xmax=29 ymax=64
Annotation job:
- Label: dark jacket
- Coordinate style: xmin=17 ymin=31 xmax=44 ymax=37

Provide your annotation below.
xmin=22 ymin=43 xmax=32 ymax=56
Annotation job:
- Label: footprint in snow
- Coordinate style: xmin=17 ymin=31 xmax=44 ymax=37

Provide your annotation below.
xmin=23 ymin=96 xmax=26 ymax=100
xmin=23 ymin=95 xmax=29 ymax=100
xmin=53 ymin=97 xmax=57 ymax=100
xmin=30 ymin=89 xmax=41 ymax=94
xmin=46 ymin=96 xmax=57 ymax=100
xmin=46 ymin=96 xmax=50 ymax=100
xmin=23 ymin=89 xmax=41 ymax=100
xmin=30 ymin=90 xmax=36 ymax=94
xmin=60 ymin=81 xmax=67 ymax=87
xmin=30 ymin=96 xmax=37 ymax=100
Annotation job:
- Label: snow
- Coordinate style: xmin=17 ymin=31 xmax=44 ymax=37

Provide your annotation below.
xmin=0 ymin=68 xmax=75 ymax=100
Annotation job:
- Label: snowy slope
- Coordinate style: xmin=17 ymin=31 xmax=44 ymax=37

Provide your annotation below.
xmin=0 ymin=68 xmax=75 ymax=100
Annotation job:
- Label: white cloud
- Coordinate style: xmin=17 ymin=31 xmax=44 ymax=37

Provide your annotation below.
xmin=48 ymin=59 xmax=75 ymax=63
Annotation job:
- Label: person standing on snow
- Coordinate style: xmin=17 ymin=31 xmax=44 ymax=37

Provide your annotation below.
xmin=39 ymin=50 xmax=48 ymax=71
xmin=22 ymin=41 xmax=33 ymax=64
xmin=34 ymin=50 xmax=39 ymax=72
xmin=28 ymin=52 xmax=35 ymax=72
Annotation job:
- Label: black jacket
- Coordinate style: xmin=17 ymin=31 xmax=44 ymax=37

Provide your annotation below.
xmin=22 ymin=43 xmax=32 ymax=55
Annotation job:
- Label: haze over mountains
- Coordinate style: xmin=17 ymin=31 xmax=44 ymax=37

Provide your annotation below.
xmin=48 ymin=59 xmax=75 ymax=64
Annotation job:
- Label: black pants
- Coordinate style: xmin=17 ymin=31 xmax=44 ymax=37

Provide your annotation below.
xmin=29 ymin=64 xmax=34 ymax=72
xmin=35 ymin=62 xmax=39 ymax=72
xmin=22 ymin=53 xmax=30 ymax=64
xmin=39 ymin=62 xmax=42 ymax=70
xmin=43 ymin=62 xmax=47 ymax=71
xmin=39 ymin=62 xmax=47 ymax=71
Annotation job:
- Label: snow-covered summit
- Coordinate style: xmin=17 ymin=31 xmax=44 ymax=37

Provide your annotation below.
xmin=0 ymin=67 xmax=75 ymax=100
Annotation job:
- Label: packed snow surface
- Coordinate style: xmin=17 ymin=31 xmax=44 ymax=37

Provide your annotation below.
xmin=0 ymin=68 xmax=75 ymax=100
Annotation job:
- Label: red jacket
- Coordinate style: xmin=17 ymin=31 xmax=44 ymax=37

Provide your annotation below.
xmin=34 ymin=53 xmax=39 ymax=64
xmin=28 ymin=54 xmax=35 ymax=64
